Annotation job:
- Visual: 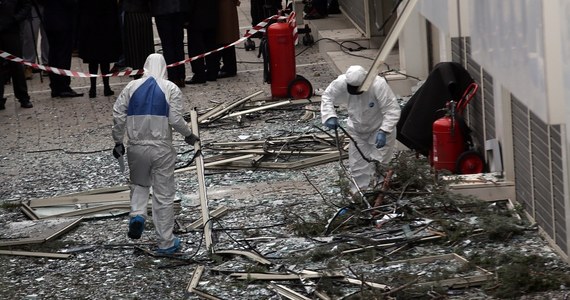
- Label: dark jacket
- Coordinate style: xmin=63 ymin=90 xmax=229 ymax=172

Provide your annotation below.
xmin=77 ymin=0 xmax=122 ymax=63
xmin=186 ymin=0 xmax=218 ymax=30
xmin=42 ymin=0 xmax=78 ymax=32
xmin=217 ymin=0 xmax=239 ymax=44
xmin=150 ymin=0 xmax=188 ymax=16
xmin=0 ymin=0 xmax=31 ymax=33
xmin=123 ymin=0 xmax=151 ymax=13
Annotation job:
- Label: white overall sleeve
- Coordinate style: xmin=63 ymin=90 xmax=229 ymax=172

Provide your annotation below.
xmin=372 ymin=78 xmax=400 ymax=133
xmin=167 ymin=85 xmax=193 ymax=138
xmin=321 ymin=75 xmax=349 ymax=124
xmin=112 ymin=81 xmax=136 ymax=144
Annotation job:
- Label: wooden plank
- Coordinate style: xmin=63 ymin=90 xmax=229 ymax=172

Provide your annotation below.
xmin=20 ymin=203 xmax=39 ymax=220
xmin=29 ymin=192 xmax=130 ymax=208
xmin=230 ymin=271 xmax=344 ymax=281
xmin=222 ymin=149 xmax=339 ymax=156
xmin=341 ymin=235 xmax=442 ymax=254
xmin=449 ymin=182 xmax=515 ymax=202
xmin=191 ymin=288 xmax=223 ymax=300
xmin=0 ymin=250 xmax=71 ymax=259
xmin=301 ymin=270 xmax=390 ymax=291
xmin=186 ymin=265 xmax=205 ymax=293
xmin=205 ymin=133 xmax=338 ymax=148
xmin=40 ymin=203 xmax=130 ymax=218
xmin=222 ymin=100 xmax=294 ymax=119
xmin=185 ymin=206 xmax=230 ymax=231
xmin=175 ymin=154 xmax=256 ymax=173
xmin=0 ymin=217 xmax=83 ymax=247
xmin=219 ymin=98 xmax=320 ymax=122
xmin=205 ymin=151 xmax=348 ymax=171
xmin=191 ymin=108 xmax=214 ymax=252
xmin=199 ymin=91 xmax=263 ymax=123
xmin=270 ymin=283 xmax=312 ymax=300
xmin=359 ymin=0 xmax=419 ymax=92
xmin=34 ymin=185 xmax=130 ymax=198
xmin=44 ymin=217 xmax=83 ymax=242
xmin=343 ymin=277 xmax=390 ymax=290
xmin=215 ymin=249 xmax=272 ymax=265
xmin=313 ymin=290 xmax=332 ymax=300
xmin=36 ymin=202 xmax=179 ymax=219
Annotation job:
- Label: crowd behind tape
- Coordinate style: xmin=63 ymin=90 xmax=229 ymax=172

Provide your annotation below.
xmin=0 ymin=13 xmax=297 ymax=78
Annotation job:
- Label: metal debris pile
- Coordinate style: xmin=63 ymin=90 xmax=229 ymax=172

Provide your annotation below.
xmin=2 ymin=91 xmax=570 ymax=299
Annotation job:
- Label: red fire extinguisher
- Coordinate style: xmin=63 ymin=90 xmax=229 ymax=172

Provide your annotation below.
xmin=431 ymin=83 xmax=484 ymax=174
xmin=432 ymin=100 xmax=465 ymax=172
xmin=265 ymin=14 xmax=312 ymax=99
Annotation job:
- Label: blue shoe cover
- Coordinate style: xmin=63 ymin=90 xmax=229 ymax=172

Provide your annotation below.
xmin=127 ymin=215 xmax=145 ymax=239
xmin=156 ymin=237 xmax=181 ymax=255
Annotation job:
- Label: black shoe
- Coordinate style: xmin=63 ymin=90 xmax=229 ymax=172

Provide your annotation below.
xmin=174 ymin=79 xmax=185 ymax=88
xmin=89 ymin=89 xmax=96 ymax=98
xmin=103 ymin=88 xmax=114 ymax=96
xmin=52 ymin=90 xmax=84 ymax=98
xmin=184 ymin=76 xmax=206 ymax=85
xmin=0 ymin=97 xmax=6 ymax=110
xmin=217 ymin=71 xmax=237 ymax=78
xmin=20 ymin=100 xmax=33 ymax=108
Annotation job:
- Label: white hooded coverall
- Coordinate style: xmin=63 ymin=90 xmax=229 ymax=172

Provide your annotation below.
xmin=321 ymin=65 xmax=401 ymax=193
xmin=112 ymin=53 xmax=193 ymax=249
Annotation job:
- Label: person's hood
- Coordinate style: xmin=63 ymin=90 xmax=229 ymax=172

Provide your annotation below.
xmin=345 ymin=65 xmax=367 ymax=95
xmin=345 ymin=65 xmax=367 ymax=86
xmin=143 ymin=53 xmax=167 ymax=80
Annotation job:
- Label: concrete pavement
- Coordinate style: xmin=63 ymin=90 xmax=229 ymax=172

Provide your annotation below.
xmin=0 ymin=1 xmax=408 ymax=165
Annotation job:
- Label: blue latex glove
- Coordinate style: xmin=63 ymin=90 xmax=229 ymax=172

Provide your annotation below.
xmin=375 ymin=131 xmax=387 ymax=148
xmin=324 ymin=117 xmax=338 ymax=130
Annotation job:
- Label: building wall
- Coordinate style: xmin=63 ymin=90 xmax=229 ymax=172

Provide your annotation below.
xmin=413 ymin=0 xmax=570 ymax=259
xmin=339 ymin=0 xmax=399 ymax=37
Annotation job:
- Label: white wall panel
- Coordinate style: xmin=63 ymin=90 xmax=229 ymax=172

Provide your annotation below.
xmin=469 ymin=1 xmax=548 ymax=122
xmin=418 ymin=0 xmax=450 ymax=34
xmin=559 ymin=0 xmax=570 ymax=126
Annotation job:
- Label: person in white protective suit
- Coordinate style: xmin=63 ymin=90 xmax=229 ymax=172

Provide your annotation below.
xmin=321 ymin=65 xmax=401 ymax=194
xmin=111 ymin=53 xmax=199 ymax=254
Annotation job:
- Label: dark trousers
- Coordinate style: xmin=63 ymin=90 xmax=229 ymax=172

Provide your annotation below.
xmin=187 ymin=28 xmax=219 ymax=79
xmin=0 ymin=29 xmax=30 ymax=102
xmin=45 ymin=26 xmax=73 ymax=94
xmin=219 ymin=46 xmax=237 ymax=74
xmin=155 ymin=13 xmax=185 ymax=82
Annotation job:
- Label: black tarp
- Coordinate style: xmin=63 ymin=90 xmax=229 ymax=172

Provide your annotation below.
xmin=396 ymin=62 xmax=475 ymax=156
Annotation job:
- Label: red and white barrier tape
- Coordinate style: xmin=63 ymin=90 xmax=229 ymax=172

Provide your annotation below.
xmin=0 ymin=13 xmax=298 ymax=78
xmin=168 ymin=12 xmax=297 ymax=68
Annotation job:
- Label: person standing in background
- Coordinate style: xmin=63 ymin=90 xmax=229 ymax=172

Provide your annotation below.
xmin=215 ymin=0 xmax=241 ymax=79
xmin=77 ymin=0 xmax=122 ymax=98
xmin=122 ymin=0 xmax=154 ymax=79
xmin=250 ymin=0 xmax=281 ymax=27
xmin=184 ymin=0 xmax=219 ymax=84
xmin=43 ymin=0 xmax=83 ymax=98
xmin=20 ymin=0 xmax=49 ymax=80
xmin=150 ymin=0 xmax=187 ymax=88
xmin=0 ymin=0 xmax=34 ymax=110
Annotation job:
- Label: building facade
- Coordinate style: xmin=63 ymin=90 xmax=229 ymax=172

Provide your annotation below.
xmin=394 ymin=0 xmax=570 ymax=260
